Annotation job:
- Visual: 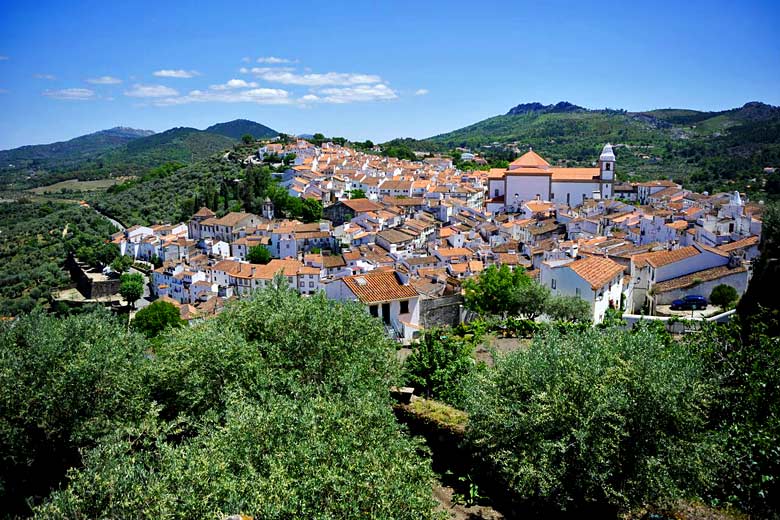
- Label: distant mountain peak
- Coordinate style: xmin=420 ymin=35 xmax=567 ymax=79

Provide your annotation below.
xmin=506 ymin=101 xmax=585 ymax=116
xmin=205 ymin=119 xmax=278 ymax=140
xmin=99 ymin=127 xmax=155 ymax=138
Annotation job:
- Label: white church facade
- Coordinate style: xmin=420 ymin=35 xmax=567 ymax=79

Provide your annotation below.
xmin=486 ymin=144 xmax=615 ymax=213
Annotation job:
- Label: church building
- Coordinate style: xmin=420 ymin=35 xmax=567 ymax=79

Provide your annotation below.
xmin=486 ymin=144 xmax=615 ymax=213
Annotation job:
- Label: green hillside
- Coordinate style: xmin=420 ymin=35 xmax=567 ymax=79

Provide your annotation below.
xmin=0 ymin=127 xmax=153 ymax=173
xmin=385 ymin=101 xmax=780 ymax=199
xmin=0 ymin=120 xmax=278 ymax=191
xmin=205 ymin=119 xmax=278 ymax=140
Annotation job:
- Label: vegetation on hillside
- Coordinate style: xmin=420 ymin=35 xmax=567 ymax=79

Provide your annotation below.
xmin=94 ymin=144 xmax=322 ymax=226
xmin=384 ymin=102 xmax=780 ymax=200
xmin=0 ymin=287 xmax=438 ymax=519
xmin=1 ymin=126 xmax=236 ymax=190
xmin=0 ymin=200 xmax=120 ymax=316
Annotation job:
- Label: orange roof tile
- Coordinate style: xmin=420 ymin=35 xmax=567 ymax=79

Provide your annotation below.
xmin=509 ymin=149 xmax=550 ymax=169
xmin=342 ymin=270 xmax=418 ymax=304
xmin=632 ymin=246 xmax=699 ymax=268
xmin=568 ymin=256 xmax=624 ymax=290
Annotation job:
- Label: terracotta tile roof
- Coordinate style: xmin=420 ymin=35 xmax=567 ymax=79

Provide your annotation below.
xmin=322 ymin=255 xmax=347 ymax=268
xmin=717 ymin=235 xmax=759 ymax=252
xmin=341 ymin=199 xmax=383 ymax=212
xmin=193 ymin=207 xmax=216 ymax=218
xmin=549 ymin=168 xmax=600 ymax=181
xmin=568 ymin=255 xmax=624 ymax=290
xmin=377 ymin=228 xmax=416 ymax=244
xmin=653 ymin=264 xmax=747 ymax=293
xmin=666 ymin=220 xmax=689 ymax=230
xmin=436 ymin=247 xmax=473 ymax=257
xmin=342 ymin=270 xmax=418 ymax=304
xmin=632 ymin=246 xmax=698 ymax=268
xmin=509 ymin=149 xmax=550 ymax=169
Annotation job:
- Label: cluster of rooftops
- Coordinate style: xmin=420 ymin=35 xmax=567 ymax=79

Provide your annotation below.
xmin=110 ymin=141 xmax=762 ymax=331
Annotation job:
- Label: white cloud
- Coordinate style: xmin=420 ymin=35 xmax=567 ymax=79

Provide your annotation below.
xmin=241 ymin=56 xmax=251 ymax=63
xmin=315 ymin=84 xmax=398 ymax=104
xmin=154 ymin=87 xmax=292 ymax=106
xmin=301 ymin=94 xmax=320 ymax=102
xmin=33 ymin=73 xmax=57 ymax=80
xmin=246 ymin=68 xmax=383 ymax=87
xmin=209 ymin=79 xmax=258 ymax=90
xmin=86 ymin=75 xmax=122 ymax=85
xmin=43 ymin=88 xmax=95 ymax=100
xmin=414 ymin=88 xmax=429 ymax=96
xmin=124 ymin=84 xmax=179 ymax=98
xmin=256 ymin=56 xmax=295 ymax=64
xmin=152 ymin=69 xmax=200 ymax=79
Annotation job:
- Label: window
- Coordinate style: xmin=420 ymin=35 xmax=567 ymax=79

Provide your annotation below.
xmin=494 ymin=188 xmax=499 ymax=197
xmin=309 ymin=282 xmax=314 ymax=288
xmin=551 ymin=279 xmax=557 ymax=290
xmin=400 ymin=300 xmax=409 ymax=314
xmin=575 ymin=288 xmax=581 ymax=297
xmin=567 ymin=193 xmax=571 ymax=205
xmin=605 ymin=163 xmax=611 ymax=171
xmin=369 ymin=305 xmax=378 ymax=317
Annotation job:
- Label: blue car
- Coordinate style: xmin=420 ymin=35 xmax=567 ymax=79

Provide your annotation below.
xmin=670 ymin=295 xmax=707 ymax=310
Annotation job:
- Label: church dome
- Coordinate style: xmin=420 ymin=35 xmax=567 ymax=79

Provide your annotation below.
xmin=599 ymin=143 xmax=615 ymax=162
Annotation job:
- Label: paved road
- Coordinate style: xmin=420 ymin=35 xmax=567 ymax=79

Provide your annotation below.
xmin=91 ymin=206 xmax=126 ymax=231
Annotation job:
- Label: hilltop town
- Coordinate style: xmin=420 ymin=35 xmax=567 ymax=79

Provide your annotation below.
xmin=110 ymin=137 xmax=761 ymax=339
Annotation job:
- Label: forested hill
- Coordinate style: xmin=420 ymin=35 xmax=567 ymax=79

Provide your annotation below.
xmin=0 ymin=120 xmax=276 ymax=189
xmin=205 ymin=119 xmax=279 ymax=140
xmin=384 ymin=101 xmax=780 ymax=198
xmin=0 ymin=127 xmax=153 ymax=171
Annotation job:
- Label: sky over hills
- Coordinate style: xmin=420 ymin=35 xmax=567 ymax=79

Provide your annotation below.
xmin=0 ymin=0 xmax=778 ymax=149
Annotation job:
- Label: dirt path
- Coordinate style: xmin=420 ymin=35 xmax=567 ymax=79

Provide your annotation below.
xmin=433 ymin=482 xmax=504 ymax=520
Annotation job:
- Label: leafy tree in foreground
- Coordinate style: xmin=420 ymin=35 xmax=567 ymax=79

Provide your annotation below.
xmin=32 ymin=287 xmax=438 ymax=519
xmin=131 ymin=300 xmax=184 ymax=338
xmin=514 ymin=281 xmax=550 ymax=320
xmin=710 ymin=284 xmax=739 ymax=310
xmin=110 ymin=254 xmax=133 ymax=273
xmin=546 ymin=294 xmax=592 ymax=322
xmin=463 ymin=264 xmax=530 ymax=317
xmin=301 ymin=197 xmax=323 ymax=223
xmin=464 ymin=326 xmax=720 ymax=515
xmin=246 ymin=244 xmax=271 ymax=264
xmin=403 ymin=328 xmax=478 ymax=406
xmin=0 ymin=309 xmax=149 ymax=516
xmin=685 ymin=315 xmax=780 ymax=517
xmin=119 ymin=272 xmax=144 ymax=307
xmin=349 ymin=188 xmax=367 ymax=199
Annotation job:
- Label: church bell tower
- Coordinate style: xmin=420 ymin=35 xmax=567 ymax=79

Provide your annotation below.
xmin=599 ymin=143 xmax=615 ymax=198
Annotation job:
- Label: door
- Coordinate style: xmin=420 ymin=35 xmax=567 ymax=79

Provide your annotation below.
xmin=381 ymin=303 xmax=391 ymax=324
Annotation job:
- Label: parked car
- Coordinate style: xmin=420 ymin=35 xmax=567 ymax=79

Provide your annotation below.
xmin=670 ymin=295 xmax=708 ymax=310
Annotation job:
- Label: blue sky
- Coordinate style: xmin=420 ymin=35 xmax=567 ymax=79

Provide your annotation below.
xmin=0 ymin=0 xmax=778 ymax=149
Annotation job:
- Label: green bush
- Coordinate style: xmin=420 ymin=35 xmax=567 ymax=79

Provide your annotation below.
xmin=464 ymin=326 xmax=721 ymax=514
xmin=403 ymin=328 xmax=478 ymax=406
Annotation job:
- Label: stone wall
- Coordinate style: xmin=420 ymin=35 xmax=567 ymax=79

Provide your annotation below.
xmin=420 ymin=294 xmax=464 ymax=329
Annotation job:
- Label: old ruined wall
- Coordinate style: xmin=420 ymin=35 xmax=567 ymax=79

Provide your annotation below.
xmin=420 ymin=294 xmax=464 ymax=328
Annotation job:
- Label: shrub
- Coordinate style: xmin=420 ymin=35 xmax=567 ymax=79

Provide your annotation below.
xmin=464 ymin=326 xmax=721 ymax=514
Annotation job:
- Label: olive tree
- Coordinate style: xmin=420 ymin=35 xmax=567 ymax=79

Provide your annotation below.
xmin=464 ymin=326 xmax=721 ymax=514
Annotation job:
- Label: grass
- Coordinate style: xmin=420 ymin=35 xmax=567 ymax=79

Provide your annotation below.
xmin=28 ymin=178 xmax=130 ymax=194
xmin=409 ymin=398 xmax=468 ymax=430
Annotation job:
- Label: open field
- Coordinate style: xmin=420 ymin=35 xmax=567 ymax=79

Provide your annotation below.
xmin=27 ymin=178 xmax=130 ymax=194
